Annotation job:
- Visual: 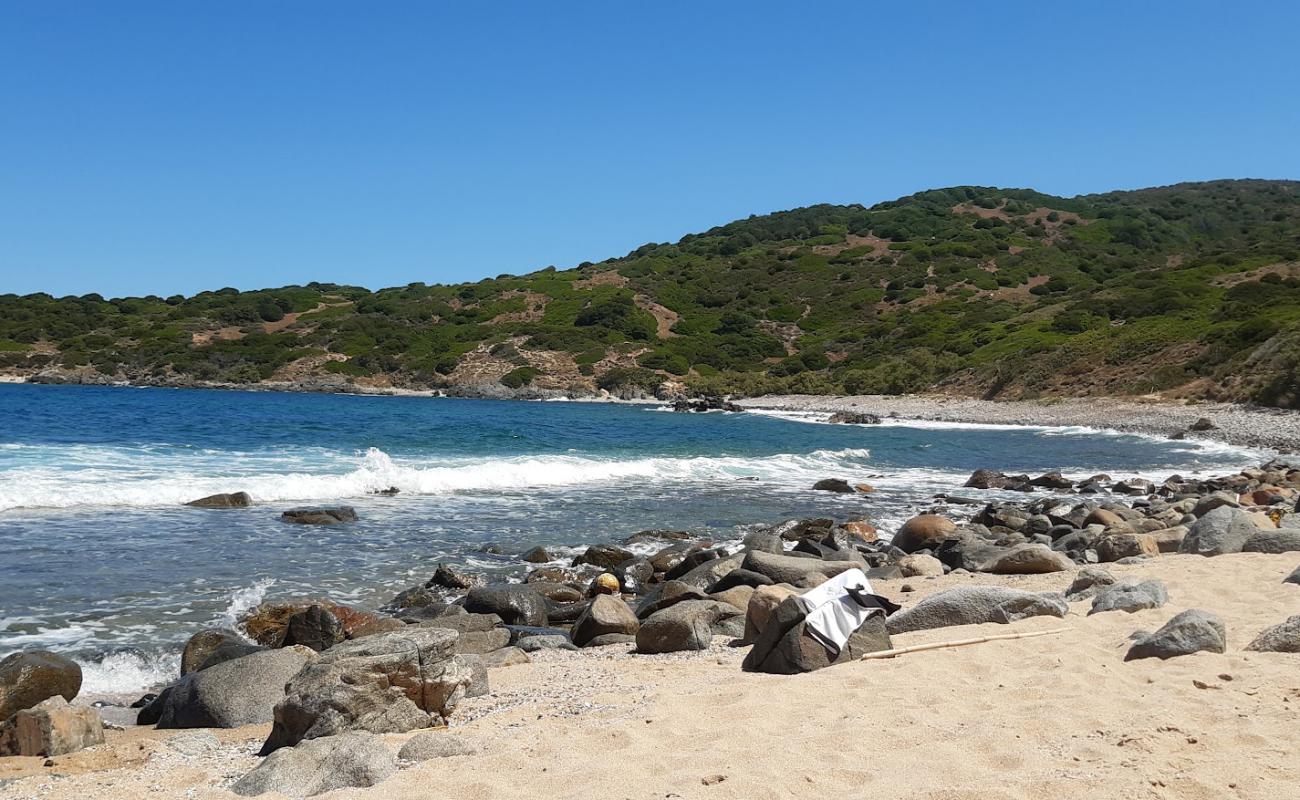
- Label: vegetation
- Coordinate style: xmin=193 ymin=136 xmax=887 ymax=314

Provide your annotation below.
xmin=3 ymin=180 xmax=1299 ymax=406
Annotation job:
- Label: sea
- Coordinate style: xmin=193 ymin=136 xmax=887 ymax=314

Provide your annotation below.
xmin=0 ymin=383 xmax=1266 ymax=695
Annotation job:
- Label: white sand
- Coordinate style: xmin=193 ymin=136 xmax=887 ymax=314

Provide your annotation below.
xmin=4 ymin=553 xmax=1299 ymax=800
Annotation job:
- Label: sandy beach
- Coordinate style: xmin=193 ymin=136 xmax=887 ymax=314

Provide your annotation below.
xmin=737 ymin=395 xmax=1300 ymax=453
xmin=4 ymin=552 xmax=1297 ymax=800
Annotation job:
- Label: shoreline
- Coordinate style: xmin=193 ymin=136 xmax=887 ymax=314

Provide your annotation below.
xmin=737 ymin=393 xmax=1300 ymax=453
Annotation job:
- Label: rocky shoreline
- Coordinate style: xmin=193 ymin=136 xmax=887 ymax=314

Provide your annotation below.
xmin=3 ymin=458 xmax=1300 ymax=797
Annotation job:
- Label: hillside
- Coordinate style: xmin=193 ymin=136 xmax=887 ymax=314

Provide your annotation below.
xmin=3 ymin=179 xmax=1299 ymax=406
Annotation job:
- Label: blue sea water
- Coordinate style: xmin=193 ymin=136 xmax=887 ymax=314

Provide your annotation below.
xmin=0 ymin=383 xmax=1263 ymax=693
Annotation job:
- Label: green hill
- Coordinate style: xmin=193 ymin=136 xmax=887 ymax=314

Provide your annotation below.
xmin=3 ymin=179 xmax=1299 ymax=406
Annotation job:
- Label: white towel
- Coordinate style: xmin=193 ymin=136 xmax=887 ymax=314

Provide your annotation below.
xmin=798 ymin=568 xmax=884 ymax=658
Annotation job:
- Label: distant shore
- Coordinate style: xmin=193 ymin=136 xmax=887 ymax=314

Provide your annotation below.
xmin=737 ymin=394 xmax=1300 ymax=453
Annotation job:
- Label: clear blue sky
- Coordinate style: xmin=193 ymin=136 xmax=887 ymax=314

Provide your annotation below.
xmin=2 ymin=1 xmax=1297 ymax=298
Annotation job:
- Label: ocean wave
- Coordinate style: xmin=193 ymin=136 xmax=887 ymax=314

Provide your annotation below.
xmin=78 ymin=650 xmax=179 ymax=695
xmin=0 ymin=446 xmax=878 ymax=511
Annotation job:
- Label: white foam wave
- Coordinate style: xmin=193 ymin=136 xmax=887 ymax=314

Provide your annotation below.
xmin=218 ymin=579 xmax=276 ymax=631
xmin=78 ymin=651 xmax=179 ymax=695
xmin=0 ymin=446 xmax=878 ymax=511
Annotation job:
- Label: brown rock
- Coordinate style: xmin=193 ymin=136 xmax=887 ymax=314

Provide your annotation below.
xmin=891 ymin=515 xmax=957 ymax=553
xmin=708 ymin=585 xmax=755 ymax=614
xmin=840 ymin=520 xmax=878 ymax=543
xmin=0 ymin=651 xmax=83 ymax=721
xmin=742 ymin=584 xmax=799 ymax=643
xmin=1084 ymin=508 xmax=1126 ymax=528
xmin=898 ymin=553 xmax=944 ymax=577
xmin=571 ymin=594 xmax=640 ymax=646
xmin=981 ymin=544 xmax=1074 ymax=574
xmin=1096 ymin=533 xmax=1160 ymax=562
xmin=0 ymin=696 xmax=104 ymax=757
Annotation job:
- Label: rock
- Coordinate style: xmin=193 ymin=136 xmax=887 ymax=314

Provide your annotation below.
xmin=450 ymin=628 xmax=511 ymax=655
xmin=525 ymin=581 xmax=584 ymax=604
xmin=672 ymin=552 xmax=745 ymax=592
xmin=1179 ymin=506 xmax=1256 ymax=556
xmin=1189 ymin=417 xmax=1216 ymax=431
xmin=573 ymin=543 xmax=635 ymax=570
xmin=891 ymin=515 xmax=958 ymax=553
xmin=742 ymin=597 xmax=891 ymax=674
xmin=898 ymin=553 xmax=944 ymax=577
xmin=740 ymin=550 xmax=859 ymax=588
xmin=706 ymin=569 xmax=773 ymax=593
xmin=839 ymin=520 xmax=878 ymax=543
xmin=458 ymin=655 xmax=488 ymax=698
xmin=181 ymin=629 xmax=262 ymax=676
xmin=283 ymin=606 xmax=346 ymax=652
xmin=0 ymin=696 xmax=104 ymax=757
xmin=1193 ymin=493 xmax=1239 ymax=517
xmin=1089 ymin=580 xmax=1168 ymax=615
xmin=742 ymin=585 xmax=800 ymax=643
xmin=1096 ymin=533 xmax=1160 ymax=562
xmin=0 ymin=651 xmax=83 ymax=720
xmin=520 ymin=546 xmax=552 ymax=563
xmin=741 ymin=531 xmax=784 ymax=554
xmin=571 ymin=595 xmax=640 ymax=647
xmin=1064 ymin=567 xmax=1117 ymax=601
xmin=280 ymin=506 xmax=358 ymax=525
xmin=429 ymin=564 xmax=484 ymax=591
xmin=1113 ymin=478 xmax=1154 ymax=496
xmin=398 ymin=732 xmax=477 ymax=761
xmin=260 ymin=628 xmax=470 ymax=753
xmin=1242 ymin=529 xmax=1300 ymax=554
xmin=981 ymin=543 xmax=1074 ymax=574
xmin=1286 ymin=565 xmax=1300 ymax=585
xmin=589 ymin=573 xmax=621 ymax=596
xmin=1148 ymin=526 xmax=1188 ymax=553
xmin=483 ymin=647 xmax=530 ymax=668
xmin=827 ymin=411 xmax=880 ymax=424
xmin=812 ymin=478 xmax=854 ymax=493
xmin=463 ymin=584 xmax=548 ymax=626
xmin=1125 ymin=609 xmax=1226 ymax=661
xmin=708 ymin=585 xmax=755 ymax=614
xmin=157 ymin=647 xmax=316 ymax=729
xmin=963 ymin=469 xmax=1031 ymax=491
xmin=517 ymin=635 xmax=577 ymax=652
xmin=886 ymin=587 xmax=1067 ymax=634
xmin=1245 ymin=615 xmax=1300 ymax=653
xmin=1084 ymin=508 xmax=1126 ymax=528
xmin=419 ymin=613 xmax=502 ymax=634
xmin=232 ymin=732 xmax=396 ymax=797
xmin=636 ymin=600 xmax=737 ymax=653
xmin=613 ymin=557 xmax=653 ymax=591
xmin=1029 ymin=472 xmax=1073 ymax=489
xmin=584 ymin=633 xmax=637 ymax=647
xmin=635 ymin=581 xmax=708 ymax=619
xmin=185 ymin=491 xmax=252 ymax=508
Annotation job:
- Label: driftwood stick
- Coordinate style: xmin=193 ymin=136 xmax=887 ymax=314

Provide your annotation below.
xmin=859 ymin=627 xmax=1070 ymax=660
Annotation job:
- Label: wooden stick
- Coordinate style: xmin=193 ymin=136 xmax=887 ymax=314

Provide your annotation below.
xmin=859 ymin=627 xmax=1070 ymax=660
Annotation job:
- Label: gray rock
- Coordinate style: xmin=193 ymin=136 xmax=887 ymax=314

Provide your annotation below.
xmin=398 ymin=732 xmax=477 ymax=761
xmin=572 ymin=543 xmax=634 ymax=570
xmin=1286 ymin=565 xmax=1300 ymax=586
xmin=283 ymin=606 xmax=346 ymax=652
xmin=706 ymin=569 xmax=774 ymax=593
xmin=636 ymin=600 xmax=737 ymax=653
xmin=1125 ymin=609 xmax=1226 ymax=661
xmin=419 ymin=613 xmax=503 ymax=634
xmin=1089 ymin=579 xmax=1168 ymax=615
xmin=463 ymin=584 xmax=548 ymax=626
xmin=157 ymin=647 xmax=315 ymax=729
xmin=812 ymin=478 xmax=854 ymax=493
xmin=0 ymin=651 xmax=83 ymax=720
xmin=571 ymin=594 xmax=640 ymax=647
xmin=0 ymin=696 xmax=104 ymax=757
xmin=449 ymin=628 xmax=511 ymax=655
xmin=232 ymin=732 xmax=396 ymax=797
xmin=741 ymin=531 xmax=784 ymax=554
xmin=885 ymin=586 xmax=1067 ymax=634
xmin=742 ymin=597 xmax=890 ymax=674
xmin=280 ymin=506 xmax=358 ymax=525
xmin=517 ymin=635 xmax=577 ymax=652
xmin=456 ymin=655 xmax=488 ymax=698
xmin=634 ymin=581 xmax=707 ymax=619
xmin=1179 ymin=506 xmax=1255 ymax=556
xmin=186 ymin=491 xmax=252 ymax=508
xmin=181 ymin=629 xmax=256 ymax=676
xmin=1065 ymin=567 xmax=1117 ymax=601
xmin=1242 ymin=529 xmax=1300 ymax=554
xmin=1245 ymin=615 xmax=1300 ymax=653
xmin=260 ymin=628 xmax=470 ymax=753
xmin=740 ymin=550 xmax=859 ymax=588
xmin=1192 ymin=493 xmax=1238 ymax=517
xmin=482 ymin=647 xmax=529 ymax=667
xmin=672 ymin=553 xmax=745 ymax=592
xmin=583 ymin=633 xmax=638 ymax=647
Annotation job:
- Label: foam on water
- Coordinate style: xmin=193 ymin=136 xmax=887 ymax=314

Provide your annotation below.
xmin=217 ymin=579 xmax=277 ymax=631
xmin=78 ymin=650 xmax=179 ymax=695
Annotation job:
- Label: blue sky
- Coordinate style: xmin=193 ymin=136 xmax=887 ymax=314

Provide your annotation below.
xmin=2 ymin=1 xmax=1297 ymax=298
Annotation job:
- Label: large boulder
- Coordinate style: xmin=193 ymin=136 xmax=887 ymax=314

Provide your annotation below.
xmin=891 ymin=515 xmax=958 ymax=553
xmin=181 ymin=629 xmax=263 ymax=676
xmin=260 ymin=628 xmax=470 ymax=753
xmin=742 ymin=597 xmax=891 ymax=674
xmin=1245 ymin=615 xmax=1300 ymax=653
xmin=232 ymin=732 xmax=396 ymax=797
xmin=571 ymin=595 xmax=640 ymax=647
xmin=635 ymin=600 xmax=737 ymax=654
xmin=0 ymin=695 xmax=104 ymax=757
xmin=740 ymin=550 xmax=859 ymax=588
xmin=980 ymin=544 xmax=1075 ymax=574
xmin=1096 ymin=534 xmax=1160 ymax=562
xmin=1179 ymin=506 xmax=1256 ymax=556
xmin=670 ymin=552 xmax=745 ymax=592
xmin=280 ymin=507 xmax=358 ymax=525
xmin=0 ymin=651 xmax=83 ymax=720
xmin=463 ymin=584 xmax=548 ymax=626
xmin=886 ymin=587 xmax=1067 ymax=634
xmin=186 ymin=491 xmax=252 ymax=508
xmin=1125 ymin=610 xmax=1227 ymax=661
xmin=1242 ymin=530 xmax=1300 ymax=554
xmin=1089 ymin=579 xmax=1168 ymax=615
xmin=157 ymin=647 xmax=316 ymax=729
xmin=741 ymin=584 xmax=800 ymax=643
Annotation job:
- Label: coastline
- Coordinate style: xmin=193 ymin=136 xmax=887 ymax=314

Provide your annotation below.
xmin=737 ymin=394 xmax=1300 ymax=453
